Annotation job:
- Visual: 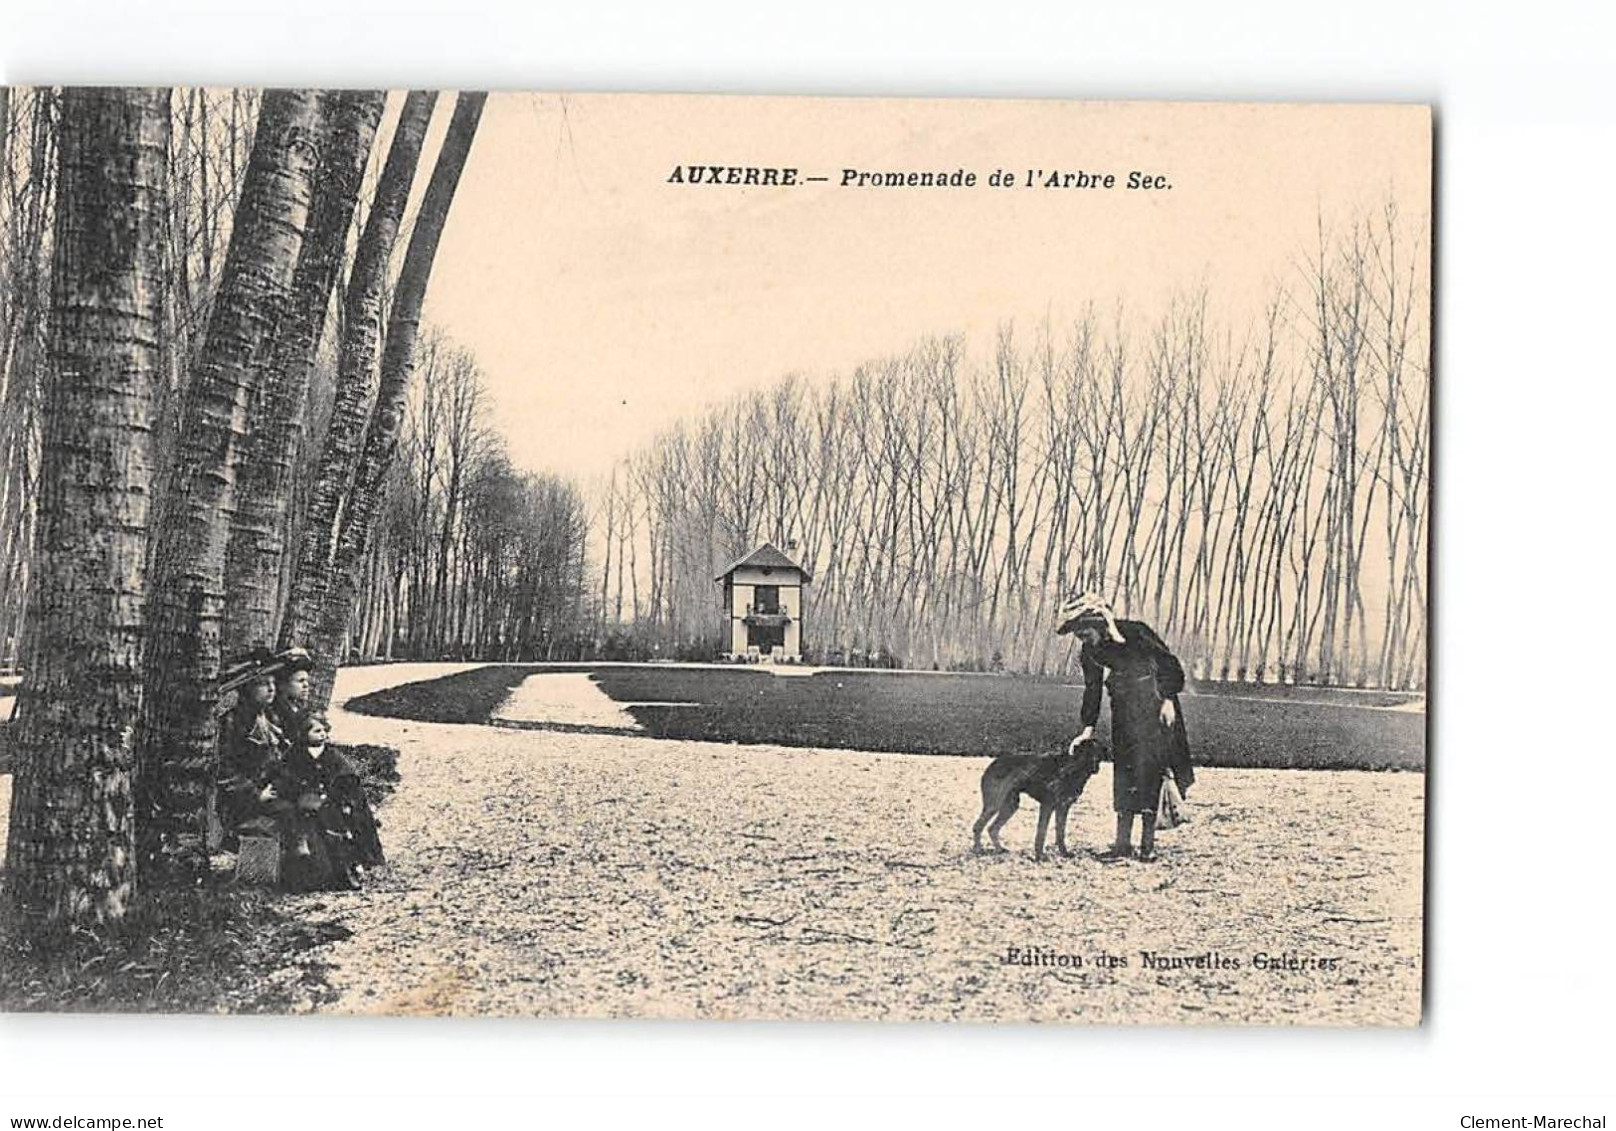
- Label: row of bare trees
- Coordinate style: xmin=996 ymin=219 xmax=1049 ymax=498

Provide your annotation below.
xmin=4 ymin=87 xmax=488 ymax=930
xmin=599 ymin=206 xmax=1428 ymax=687
xmin=346 ymin=328 xmax=593 ymax=664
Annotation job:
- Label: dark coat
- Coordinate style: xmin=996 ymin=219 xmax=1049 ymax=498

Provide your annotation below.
xmin=268 ymin=698 xmax=310 ymax=740
xmin=272 ymin=744 xmax=385 ymax=892
xmin=1079 ymin=619 xmax=1195 ymax=814
xmin=216 ymin=706 xmax=285 ymax=847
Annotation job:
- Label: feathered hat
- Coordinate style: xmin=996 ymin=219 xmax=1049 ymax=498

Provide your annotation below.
xmin=219 ymin=646 xmax=279 ymax=697
xmin=273 ymin=646 xmax=315 ymax=675
xmin=218 ymin=645 xmax=315 ymax=697
xmin=1054 ymin=590 xmax=1126 ymax=643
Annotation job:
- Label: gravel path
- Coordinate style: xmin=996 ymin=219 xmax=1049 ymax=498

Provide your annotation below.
xmin=276 ymin=664 xmax=1424 ymax=1024
xmin=493 ymin=671 xmax=643 ymax=730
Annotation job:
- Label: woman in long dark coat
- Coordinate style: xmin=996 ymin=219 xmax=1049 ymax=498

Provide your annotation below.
xmin=1057 ymin=592 xmax=1194 ymax=861
xmin=215 ymin=650 xmax=288 ymax=851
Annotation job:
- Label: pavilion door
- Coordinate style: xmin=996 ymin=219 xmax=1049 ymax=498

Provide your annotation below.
xmin=748 ymin=623 xmax=785 ymax=654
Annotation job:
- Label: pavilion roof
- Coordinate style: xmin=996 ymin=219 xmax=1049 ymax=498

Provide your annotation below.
xmin=714 ymin=541 xmax=812 ymax=583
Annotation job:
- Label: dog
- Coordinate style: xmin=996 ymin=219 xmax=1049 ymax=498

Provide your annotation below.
xmin=971 ymin=739 xmax=1104 ymax=861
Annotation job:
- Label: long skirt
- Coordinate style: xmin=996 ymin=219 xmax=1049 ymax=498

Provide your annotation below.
xmin=1108 ymin=673 xmax=1194 ymax=815
xmin=281 ymin=809 xmax=351 ymax=893
xmin=278 ymin=773 xmax=385 ymax=893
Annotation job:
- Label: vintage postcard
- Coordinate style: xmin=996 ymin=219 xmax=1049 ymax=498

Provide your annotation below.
xmin=0 ymin=90 xmax=1429 ymax=1024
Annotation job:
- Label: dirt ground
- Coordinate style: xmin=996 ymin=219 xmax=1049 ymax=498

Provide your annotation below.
xmin=276 ymin=663 xmax=1424 ymax=1025
xmin=0 ymin=665 xmax=1424 ymax=1023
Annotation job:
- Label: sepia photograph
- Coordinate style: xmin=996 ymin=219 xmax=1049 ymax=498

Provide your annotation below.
xmin=0 ymin=90 xmax=1431 ymax=1025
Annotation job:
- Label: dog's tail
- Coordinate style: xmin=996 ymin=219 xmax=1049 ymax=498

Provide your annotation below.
xmin=979 ymin=764 xmax=1001 ymax=805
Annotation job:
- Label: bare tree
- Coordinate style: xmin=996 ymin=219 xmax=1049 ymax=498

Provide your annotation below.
xmin=137 ymin=90 xmax=323 ymax=877
xmin=5 ymin=89 xmax=170 ymax=926
xmin=224 ymin=91 xmax=385 ymax=656
xmin=281 ymin=92 xmax=437 ymax=659
xmin=306 ymin=92 xmax=488 ymax=707
xmin=0 ymin=89 xmax=59 ymax=669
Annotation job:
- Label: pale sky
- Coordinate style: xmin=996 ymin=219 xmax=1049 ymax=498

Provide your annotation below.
xmin=410 ymin=94 xmax=1430 ymax=481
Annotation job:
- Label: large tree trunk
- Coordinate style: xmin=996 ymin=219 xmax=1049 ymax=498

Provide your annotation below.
xmin=281 ymin=92 xmax=438 ymax=658
xmin=5 ymin=88 xmax=169 ymax=927
xmin=307 ymin=92 xmax=486 ymax=708
xmin=223 ymin=91 xmax=385 ymax=656
xmin=136 ymin=90 xmax=322 ymax=878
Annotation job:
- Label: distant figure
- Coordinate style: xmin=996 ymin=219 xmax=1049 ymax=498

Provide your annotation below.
xmin=1056 ymin=592 xmax=1194 ymax=862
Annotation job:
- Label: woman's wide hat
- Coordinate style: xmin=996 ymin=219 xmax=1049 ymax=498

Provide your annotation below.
xmin=1054 ymin=591 xmax=1127 ymax=642
xmin=219 ymin=645 xmax=315 ymax=697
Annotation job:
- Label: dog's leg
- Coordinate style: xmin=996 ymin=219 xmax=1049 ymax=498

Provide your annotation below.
xmin=1055 ymin=804 xmax=1072 ymax=857
xmin=974 ymin=777 xmax=1008 ymax=853
xmin=987 ymin=795 xmax=1019 ymax=853
xmin=1034 ymin=804 xmax=1053 ymax=862
xmin=972 ymin=801 xmax=994 ymax=854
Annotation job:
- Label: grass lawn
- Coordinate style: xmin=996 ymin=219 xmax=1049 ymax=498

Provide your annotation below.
xmin=345 ymin=665 xmax=1424 ymax=772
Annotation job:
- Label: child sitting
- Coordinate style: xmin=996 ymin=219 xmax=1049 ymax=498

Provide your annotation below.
xmin=273 ymin=714 xmax=385 ymax=892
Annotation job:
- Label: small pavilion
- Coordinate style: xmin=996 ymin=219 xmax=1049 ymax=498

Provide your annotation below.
xmin=715 ymin=542 xmax=811 ymax=660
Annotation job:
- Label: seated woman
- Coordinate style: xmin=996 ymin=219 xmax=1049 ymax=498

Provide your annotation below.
xmin=216 ymin=650 xmax=288 ymax=851
xmin=271 ymin=713 xmax=385 ymax=892
xmin=269 ymin=647 xmax=316 ymax=736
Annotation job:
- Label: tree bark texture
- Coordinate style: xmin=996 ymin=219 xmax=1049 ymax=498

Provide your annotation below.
xmin=280 ymin=91 xmax=438 ymax=659
xmin=137 ymin=89 xmax=321 ymax=877
xmin=223 ymin=91 xmax=385 ymax=657
xmin=306 ymin=92 xmax=486 ymax=709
